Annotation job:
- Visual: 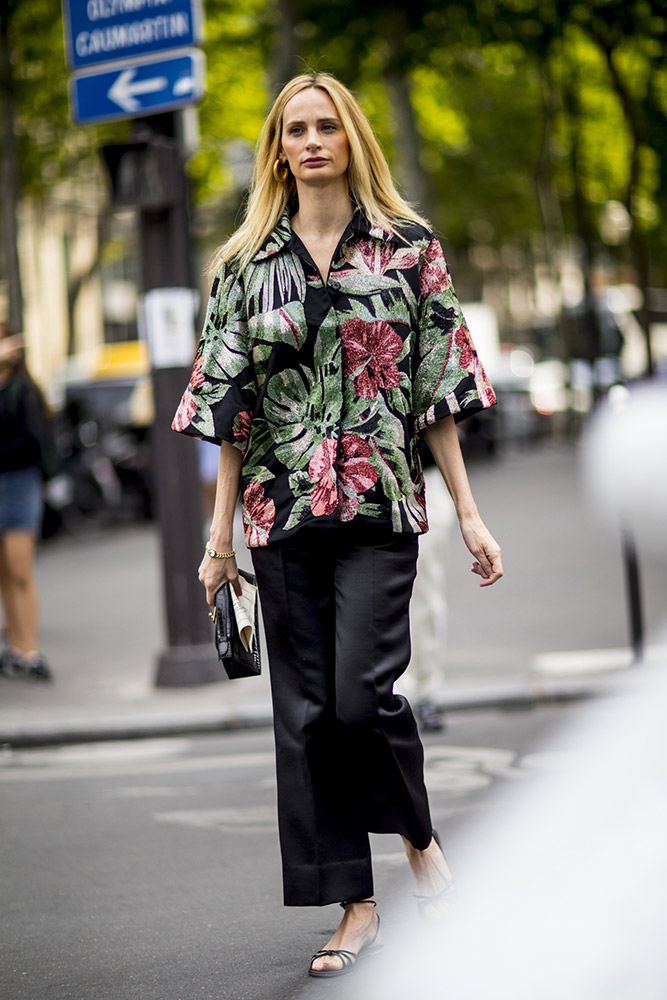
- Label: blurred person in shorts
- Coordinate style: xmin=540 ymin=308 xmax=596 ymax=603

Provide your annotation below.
xmin=0 ymin=326 xmax=57 ymax=680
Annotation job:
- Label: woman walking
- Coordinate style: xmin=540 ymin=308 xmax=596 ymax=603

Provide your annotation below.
xmin=173 ymin=72 xmax=502 ymax=977
xmin=0 ymin=329 xmax=54 ymax=680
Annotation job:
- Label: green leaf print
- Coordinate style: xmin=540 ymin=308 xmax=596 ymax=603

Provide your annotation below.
xmin=328 ymin=271 xmax=403 ymax=297
xmin=340 ymin=393 xmax=382 ymax=432
xmin=248 ymin=300 xmax=308 ymax=349
xmin=414 ymin=343 xmax=459 ymax=413
xmin=242 ymin=464 xmax=275 ymax=485
xmin=287 ymin=469 xmax=314 ymax=497
xmin=244 ymin=247 xmax=306 ymax=314
xmin=283 ymin=494 xmax=312 ymax=532
xmin=189 ymin=409 xmax=215 ymax=439
xmin=356 ymin=502 xmax=385 ymax=518
xmin=263 ymin=366 xmax=317 ymax=468
xmin=200 ymin=331 xmax=250 ymax=384
xmin=335 ymin=298 xmax=412 ymax=330
xmin=312 ymin=307 xmax=341 ymax=370
xmin=395 ymin=271 xmax=419 ymax=325
xmin=368 ymin=407 xmax=415 ymax=500
xmin=368 ymin=438 xmax=404 ymax=501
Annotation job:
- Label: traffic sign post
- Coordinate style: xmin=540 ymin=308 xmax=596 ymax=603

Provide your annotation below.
xmin=70 ymin=50 xmax=205 ymax=124
xmin=102 ymin=116 xmax=220 ymax=686
xmin=62 ymin=0 xmax=217 ymax=684
xmin=129 ymin=118 xmax=218 ymax=684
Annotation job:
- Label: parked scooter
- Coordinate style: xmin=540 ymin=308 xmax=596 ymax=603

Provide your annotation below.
xmin=42 ymin=397 xmax=153 ymax=538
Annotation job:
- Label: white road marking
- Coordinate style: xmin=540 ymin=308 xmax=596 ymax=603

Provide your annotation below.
xmin=154 ymin=805 xmax=276 ymax=832
xmin=2 ymin=737 xmax=193 ymax=766
xmin=106 ymin=785 xmax=200 ymax=798
xmin=424 ymin=745 xmax=525 ymax=791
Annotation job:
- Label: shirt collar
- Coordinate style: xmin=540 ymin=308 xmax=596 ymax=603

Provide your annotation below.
xmin=250 ymin=206 xmax=401 ymax=263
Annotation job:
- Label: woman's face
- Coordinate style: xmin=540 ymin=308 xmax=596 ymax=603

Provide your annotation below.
xmin=280 ymin=87 xmax=350 ymax=187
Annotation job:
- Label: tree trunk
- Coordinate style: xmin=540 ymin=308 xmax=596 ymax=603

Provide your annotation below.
xmin=268 ymin=0 xmax=300 ymax=97
xmin=561 ymin=73 xmax=603 ymax=391
xmin=0 ymin=0 xmax=23 ymax=334
xmin=381 ymin=6 xmax=433 ymax=220
xmin=383 ymin=68 xmax=431 ymax=215
xmin=591 ymin=27 xmax=654 ymax=376
xmin=66 ymin=208 xmax=110 ymax=357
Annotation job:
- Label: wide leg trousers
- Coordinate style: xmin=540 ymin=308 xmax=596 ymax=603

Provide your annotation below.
xmin=251 ymin=524 xmax=433 ymax=907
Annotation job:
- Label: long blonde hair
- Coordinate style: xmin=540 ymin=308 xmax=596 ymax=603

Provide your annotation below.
xmin=211 ymin=72 xmax=429 ymax=273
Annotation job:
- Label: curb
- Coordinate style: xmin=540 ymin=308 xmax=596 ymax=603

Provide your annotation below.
xmin=437 ymin=675 xmax=610 ymax=712
xmin=0 ymin=676 xmax=610 ymax=749
xmin=0 ymin=704 xmax=274 ymax=749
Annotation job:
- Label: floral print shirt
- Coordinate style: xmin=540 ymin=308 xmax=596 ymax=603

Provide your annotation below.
xmin=173 ymin=209 xmax=496 ymax=547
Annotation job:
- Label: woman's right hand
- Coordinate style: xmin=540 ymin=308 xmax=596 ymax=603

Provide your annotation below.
xmin=198 ymin=552 xmax=242 ymax=606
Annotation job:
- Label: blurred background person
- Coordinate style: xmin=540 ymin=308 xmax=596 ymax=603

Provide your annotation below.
xmin=396 ymin=447 xmax=456 ymax=732
xmin=0 ymin=325 xmax=58 ymax=680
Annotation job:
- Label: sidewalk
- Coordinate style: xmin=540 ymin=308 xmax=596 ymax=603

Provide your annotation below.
xmin=1 ymin=441 xmax=666 ymax=746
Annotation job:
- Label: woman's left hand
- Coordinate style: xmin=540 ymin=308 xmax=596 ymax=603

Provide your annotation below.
xmin=460 ymin=516 xmax=504 ymax=587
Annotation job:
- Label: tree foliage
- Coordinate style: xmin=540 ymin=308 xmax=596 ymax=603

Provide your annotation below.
xmin=1 ymin=0 xmax=666 ymax=363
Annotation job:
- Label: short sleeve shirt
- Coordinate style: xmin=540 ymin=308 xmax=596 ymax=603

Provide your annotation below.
xmin=173 ymin=209 xmax=496 ymax=547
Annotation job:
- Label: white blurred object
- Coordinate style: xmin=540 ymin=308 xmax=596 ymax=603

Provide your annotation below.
xmin=460 ymin=302 xmax=501 ymax=379
xmin=343 ymin=646 xmax=667 ymax=1000
xmin=582 ymin=382 xmax=667 ymax=557
xmin=599 ymin=200 xmax=633 ymax=246
xmin=530 ymin=359 xmax=569 ymax=415
xmin=398 ymin=466 xmax=455 ymax=704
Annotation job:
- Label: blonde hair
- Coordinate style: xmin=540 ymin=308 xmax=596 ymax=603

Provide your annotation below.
xmin=211 ymin=72 xmax=429 ymax=273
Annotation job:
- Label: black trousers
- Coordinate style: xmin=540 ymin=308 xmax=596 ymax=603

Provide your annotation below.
xmin=251 ymin=524 xmax=433 ymax=907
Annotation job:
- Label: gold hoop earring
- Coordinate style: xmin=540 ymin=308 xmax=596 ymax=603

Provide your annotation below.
xmin=273 ymin=158 xmax=289 ymax=183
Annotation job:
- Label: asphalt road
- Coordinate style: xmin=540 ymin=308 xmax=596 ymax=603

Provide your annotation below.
xmin=1 ymin=702 xmax=576 ymax=1000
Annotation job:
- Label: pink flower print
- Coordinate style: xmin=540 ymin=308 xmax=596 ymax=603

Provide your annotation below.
xmin=171 ymin=388 xmax=198 ymax=432
xmin=343 ymin=238 xmax=396 ymax=274
xmin=341 ymin=318 xmax=403 ymax=399
xmin=243 ymin=481 xmax=276 ymax=546
xmin=189 ymin=354 xmax=205 ymax=389
xmin=475 ymin=368 xmax=497 ymax=408
xmin=389 ymin=247 xmax=422 ymax=270
xmin=455 ymin=324 xmax=476 ymax=372
xmin=419 ymin=239 xmax=449 ymax=299
xmin=342 ymin=240 xmax=421 ymax=275
xmin=309 ymin=438 xmax=338 ymax=516
xmin=337 ymin=434 xmax=378 ymax=521
xmin=233 ymin=410 xmax=253 ymax=448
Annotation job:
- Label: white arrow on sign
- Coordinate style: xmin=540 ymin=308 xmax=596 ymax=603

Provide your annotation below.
xmin=108 ymin=68 xmax=168 ymax=112
xmin=173 ymin=74 xmax=195 ymax=97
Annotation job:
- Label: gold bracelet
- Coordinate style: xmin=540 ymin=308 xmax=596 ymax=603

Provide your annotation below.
xmin=205 ymin=543 xmax=235 ymax=559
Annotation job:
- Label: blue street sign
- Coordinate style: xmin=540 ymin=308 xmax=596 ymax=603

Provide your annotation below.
xmin=63 ymin=0 xmax=202 ymax=70
xmin=70 ymin=50 xmax=205 ymax=124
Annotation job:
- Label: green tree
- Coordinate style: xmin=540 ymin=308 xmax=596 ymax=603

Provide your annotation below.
xmin=0 ymin=0 xmax=128 ymax=335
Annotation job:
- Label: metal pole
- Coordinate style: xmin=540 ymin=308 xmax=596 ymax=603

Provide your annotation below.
xmin=133 ymin=112 xmax=220 ymax=685
xmin=621 ymin=529 xmax=644 ymax=664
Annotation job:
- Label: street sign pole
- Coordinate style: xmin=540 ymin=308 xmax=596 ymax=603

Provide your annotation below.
xmin=64 ymin=0 xmax=216 ymax=685
xmin=131 ymin=112 xmax=220 ymax=685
